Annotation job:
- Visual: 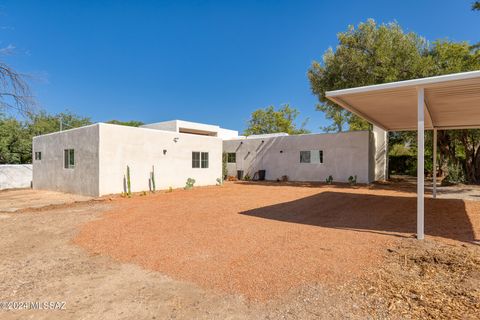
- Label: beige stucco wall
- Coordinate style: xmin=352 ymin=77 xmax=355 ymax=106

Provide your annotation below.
xmin=223 ymin=131 xmax=371 ymax=183
xmin=98 ymin=123 xmax=222 ymax=195
xmin=32 ymin=124 xmax=100 ymax=196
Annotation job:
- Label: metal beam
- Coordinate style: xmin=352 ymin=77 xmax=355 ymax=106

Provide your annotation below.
xmin=417 ymin=87 xmax=425 ymax=240
xmin=424 ymin=98 xmax=434 ymax=128
xmin=327 ymin=96 xmax=389 ymax=131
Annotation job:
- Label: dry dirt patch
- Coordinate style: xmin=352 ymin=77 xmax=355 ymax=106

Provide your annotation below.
xmin=0 ymin=188 xmax=92 ymax=212
xmin=74 ymin=181 xmax=480 ymax=301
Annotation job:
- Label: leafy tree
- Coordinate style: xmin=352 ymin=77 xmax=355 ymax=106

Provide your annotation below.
xmin=106 ymin=119 xmax=144 ymax=127
xmin=0 ymin=115 xmax=30 ymax=163
xmin=473 ymin=1 xmax=480 ymax=10
xmin=308 ymin=20 xmax=432 ymax=132
xmin=244 ymin=104 xmax=310 ymax=135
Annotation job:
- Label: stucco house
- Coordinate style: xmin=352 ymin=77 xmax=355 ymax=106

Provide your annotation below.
xmin=32 ymin=120 xmax=387 ymax=196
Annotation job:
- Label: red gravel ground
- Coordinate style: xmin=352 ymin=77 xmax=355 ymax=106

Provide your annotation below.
xmin=74 ymin=182 xmax=480 ymax=301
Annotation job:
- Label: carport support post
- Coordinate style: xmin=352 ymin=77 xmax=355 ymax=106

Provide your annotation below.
xmin=433 ymin=129 xmax=437 ymax=199
xmin=417 ymin=87 xmax=425 ymax=240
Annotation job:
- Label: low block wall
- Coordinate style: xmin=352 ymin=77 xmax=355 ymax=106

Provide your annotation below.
xmin=0 ymin=164 xmax=32 ymax=190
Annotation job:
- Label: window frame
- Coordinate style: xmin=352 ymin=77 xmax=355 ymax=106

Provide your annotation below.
xmin=300 ymin=150 xmax=311 ymax=163
xmin=192 ymin=151 xmax=200 ymax=168
xmin=201 ymin=152 xmax=209 ymax=168
xmin=64 ymin=149 xmax=75 ymax=169
xmin=227 ymin=152 xmax=236 ymax=163
xmin=34 ymin=151 xmax=42 ymax=161
xmin=300 ymin=150 xmax=324 ymax=164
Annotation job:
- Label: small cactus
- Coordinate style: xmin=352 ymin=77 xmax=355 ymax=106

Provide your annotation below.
xmin=126 ymin=165 xmax=131 ymax=197
xmin=151 ymin=165 xmax=156 ymax=193
xmin=184 ymin=178 xmax=196 ymax=189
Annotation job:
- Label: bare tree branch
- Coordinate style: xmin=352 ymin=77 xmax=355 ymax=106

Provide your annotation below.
xmin=0 ymin=61 xmax=36 ymax=115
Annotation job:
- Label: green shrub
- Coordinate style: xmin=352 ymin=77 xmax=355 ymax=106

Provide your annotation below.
xmin=348 ymin=175 xmax=357 ymax=185
xmin=442 ymin=162 xmax=466 ymax=185
xmin=244 ymin=174 xmax=251 ymax=181
xmin=325 ymin=175 xmax=333 ymax=184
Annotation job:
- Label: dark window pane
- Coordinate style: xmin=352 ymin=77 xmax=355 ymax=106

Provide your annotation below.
xmin=300 ymin=151 xmax=311 ymax=163
xmin=227 ymin=153 xmax=236 ymax=163
xmin=201 ymin=152 xmax=209 ymax=168
xmin=64 ymin=150 xmax=68 ymax=168
xmin=319 ymin=150 xmax=323 ymax=164
xmin=69 ymin=149 xmax=75 ymax=167
xmin=192 ymin=152 xmax=200 ymax=168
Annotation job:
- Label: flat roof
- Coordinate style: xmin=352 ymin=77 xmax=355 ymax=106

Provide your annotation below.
xmin=326 ymin=70 xmax=480 ymax=131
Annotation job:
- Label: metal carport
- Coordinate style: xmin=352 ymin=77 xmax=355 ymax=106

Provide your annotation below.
xmin=326 ymin=70 xmax=480 ymax=239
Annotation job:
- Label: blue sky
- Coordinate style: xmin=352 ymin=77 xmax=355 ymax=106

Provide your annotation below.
xmin=1 ymin=0 xmax=478 ymax=132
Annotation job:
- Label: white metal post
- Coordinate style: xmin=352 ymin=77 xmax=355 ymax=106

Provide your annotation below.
xmin=417 ymin=87 xmax=425 ymax=240
xmin=433 ymin=129 xmax=437 ymax=199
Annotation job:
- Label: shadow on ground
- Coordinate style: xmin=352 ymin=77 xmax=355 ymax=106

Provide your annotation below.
xmin=240 ymin=191 xmax=478 ymax=244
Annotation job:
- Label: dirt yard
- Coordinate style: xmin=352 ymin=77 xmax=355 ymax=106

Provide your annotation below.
xmin=1 ymin=182 xmax=479 ymax=319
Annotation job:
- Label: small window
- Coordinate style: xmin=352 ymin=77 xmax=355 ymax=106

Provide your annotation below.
xmin=201 ymin=152 xmax=209 ymax=168
xmin=34 ymin=152 xmax=41 ymax=161
xmin=64 ymin=149 xmax=75 ymax=169
xmin=192 ymin=152 xmax=200 ymax=168
xmin=227 ymin=153 xmax=236 ymax=163
xmin=300 ymin=150 xmax=324 ymax=164
xmin=300 ymin=151 xmax=311 ymax=163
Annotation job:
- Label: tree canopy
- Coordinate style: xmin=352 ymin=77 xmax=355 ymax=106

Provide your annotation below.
xmin=308 ymin=19 xmax=480 ymax=183
xmin=244 ymin=104 xmax=310 ymax=136
xmin=106 ymin=119 xmax=144 ymax=127
xmin=0 ymin=111 xmax=91 ymax=164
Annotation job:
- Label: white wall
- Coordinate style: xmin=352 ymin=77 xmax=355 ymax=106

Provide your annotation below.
xmin=0 ymin=164 xmax=32 ymax=190
xmin=98 ymin=123 xmax=222 ymax=195
xmin=223 ymin=131 xmax=371 ymax=183
xmin=32 ymin=125 xmax=100 ymax=196
xmin=372 ymin=126 xmax=388 ymax=181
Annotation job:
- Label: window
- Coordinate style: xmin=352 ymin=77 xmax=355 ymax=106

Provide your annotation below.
xmin=192 ymin=152 xmax=200 ymax=168
xmin=300 ymin=150 xmax=323 ymax=164
xmin=34 ymin=152 xmax=41 ymax=161
xmin=300 ymin=151 xmax=311 ymax=163
xmin=201 ymin=152 xmax=209 ymax=168
xmin=227 ymin=152 xmax=236 ymax=163
xmin=64 ymin=149 xmax=75 ymax=169
xmin=192 ymin=151 xmax=209 ymax=168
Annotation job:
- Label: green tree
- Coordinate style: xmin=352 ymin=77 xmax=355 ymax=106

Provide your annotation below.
xmin=244 ymin=104 xmax=310 ymax=136
xmin=0 ymin=110 xmax=91 ymax=164
xmin=473 ymin=1 xmax=480 ymax=10
xmin=106 ymin=119 xmax=144 ymax=127
xmin=0 ymin=115 xmax=30 ymax=163
xmin=308 ymin=19 xmax=432 ymax=132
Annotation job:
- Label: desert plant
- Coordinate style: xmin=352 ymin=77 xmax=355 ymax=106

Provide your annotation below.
xmin=348 ymin=175 xmax=357 ymax=185
xmin=442 ymin=162 xmax=466 ymax=185
xmin=216 ymin=178 xmax=223 ymax=186
xmin=185 ymin=178 xmax=196 ymax=189
xmin=222 ymin=153 xmax=228 ymax=179
xmin=166 ymin=186 xmax=173 ymax=193
xmin=126 ymin=165 xmax=132 ymax=197
xmin=150 ymin=165 xmax=156 ymax=193
xmin=244 ymin=174 xmax=251 ymax=181
xmin=325 ymin=175 xmax=333 ymax=184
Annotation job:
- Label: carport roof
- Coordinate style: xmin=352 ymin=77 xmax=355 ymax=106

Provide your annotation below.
xmin=325 ymin=70 xmax=480 ymax=131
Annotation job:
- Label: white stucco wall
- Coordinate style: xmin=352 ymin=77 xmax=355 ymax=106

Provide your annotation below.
xmin=98 ymin=123 xmax=222 ymax=195
xmin=0 ymin=164 xmax=32 ymax=190
xmin=32 ymin=124 xmax=100 ymax=196
xmin=223 ymin=131 xmax=372 ymax=183
xmin=372 ymin=126 xmax=388 ymax=181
